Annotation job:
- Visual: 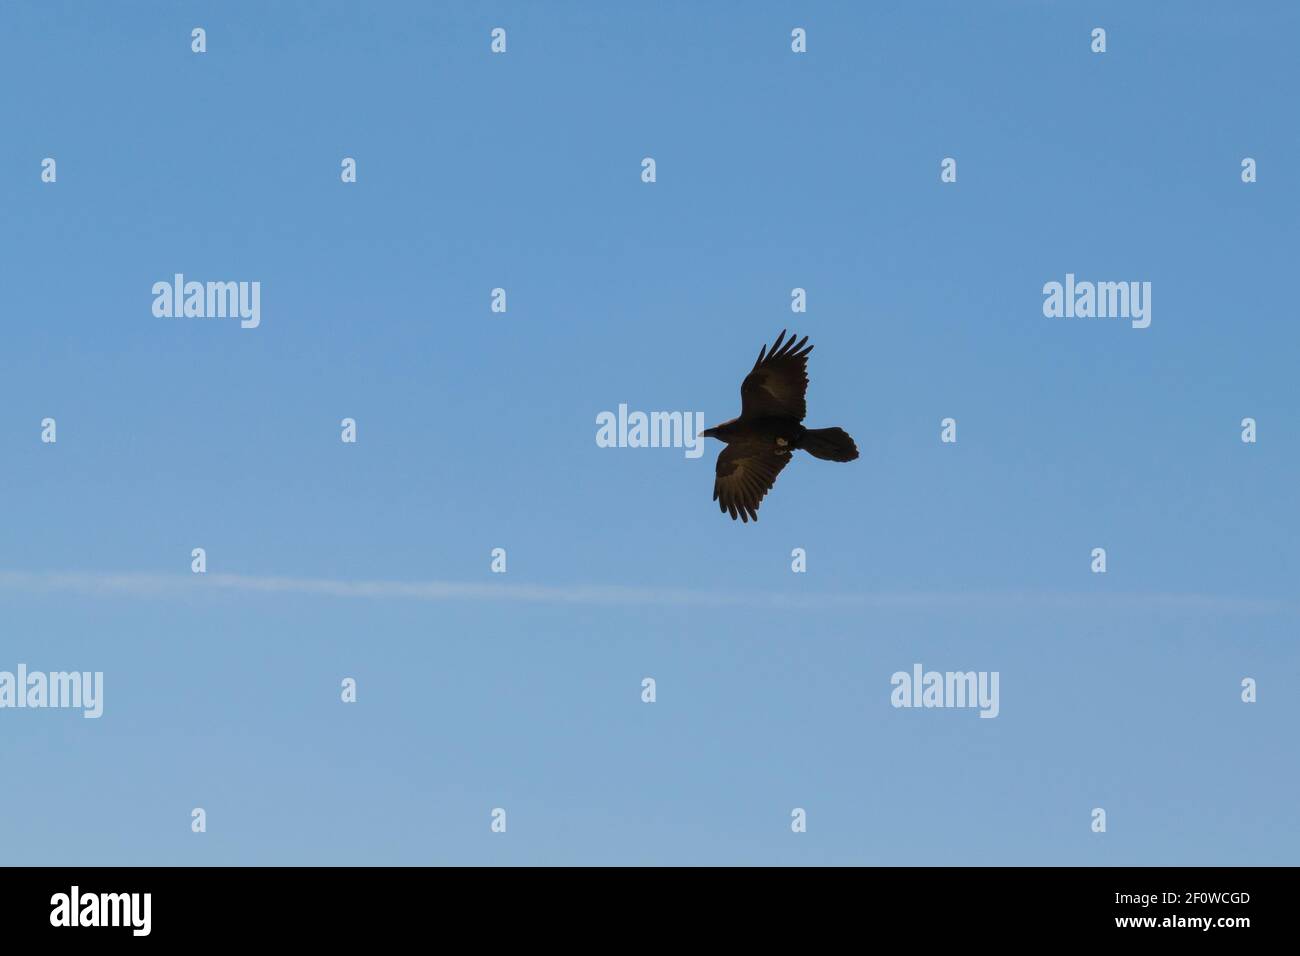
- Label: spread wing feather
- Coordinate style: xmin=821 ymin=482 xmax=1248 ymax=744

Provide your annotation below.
xmin=712 ymin=441 xmax=790 ymax=523
xmin=739 ymin=329 xmax=813 ymax=422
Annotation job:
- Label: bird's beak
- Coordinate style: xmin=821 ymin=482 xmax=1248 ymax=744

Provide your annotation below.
xmin=701 ymin=427 xmax=715 ymax=439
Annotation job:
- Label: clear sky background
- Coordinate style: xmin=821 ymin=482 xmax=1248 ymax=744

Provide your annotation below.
xmin=1 ymin=1 xmax=1296 ymax=865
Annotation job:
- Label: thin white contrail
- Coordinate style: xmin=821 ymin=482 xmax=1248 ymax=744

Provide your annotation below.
xmin=0 ymin=570 xmax=1292 ymax=614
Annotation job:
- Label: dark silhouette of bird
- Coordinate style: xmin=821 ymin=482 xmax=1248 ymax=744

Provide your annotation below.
xmin=701 ymin=330 xmax=858 ymax=522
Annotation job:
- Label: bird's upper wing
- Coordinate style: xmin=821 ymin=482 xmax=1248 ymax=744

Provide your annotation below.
xmin=713 ymin=441 xmax=791 ymax=523
xmin=739 ymin=330 xmax=813 ymax=422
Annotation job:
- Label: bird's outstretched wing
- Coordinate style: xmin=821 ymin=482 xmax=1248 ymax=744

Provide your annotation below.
xmin=739 ymin=330 xmax=813 ymax=422
xmin=713 ymin=441 xmax=791 ymax=523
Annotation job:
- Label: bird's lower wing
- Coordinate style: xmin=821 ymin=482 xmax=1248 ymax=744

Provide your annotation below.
xmin=713 ymin=442 xmax=791 ymax=523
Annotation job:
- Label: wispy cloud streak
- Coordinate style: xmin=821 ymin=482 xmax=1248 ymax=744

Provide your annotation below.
xmin=0 ymin=570 xmax=1293 ymax=615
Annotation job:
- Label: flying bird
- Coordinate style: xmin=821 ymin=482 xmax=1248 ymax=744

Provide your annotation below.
xmin=702 ymin=330 xmax=859 ymax=522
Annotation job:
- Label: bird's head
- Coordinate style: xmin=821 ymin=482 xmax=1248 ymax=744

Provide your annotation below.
xmin=702 ymin=418 xmax=736 ymax=440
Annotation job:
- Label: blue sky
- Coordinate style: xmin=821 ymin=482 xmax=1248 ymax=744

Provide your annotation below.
xmin=1 ymin=0 xmax=1296 ymax=865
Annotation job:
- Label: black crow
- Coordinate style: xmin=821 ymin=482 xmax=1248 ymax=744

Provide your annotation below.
xmin=702 ymin=330 xmax=858 ymax=522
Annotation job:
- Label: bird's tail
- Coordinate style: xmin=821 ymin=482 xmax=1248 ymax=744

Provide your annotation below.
xmin=801 ymin=427 xmax=859 ymax=462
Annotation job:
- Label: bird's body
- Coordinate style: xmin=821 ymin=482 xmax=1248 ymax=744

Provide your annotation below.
xmin=702 ymin=331 xmax=858 ymax=522
xmin=702 ymin=416 xmax=806 ymax=448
